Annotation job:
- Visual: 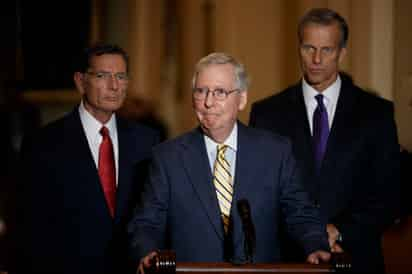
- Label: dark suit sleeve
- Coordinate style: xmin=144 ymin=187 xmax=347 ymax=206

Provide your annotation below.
xmin=128 ymin=150 xmax=169 ymax=261
xmin=249 ymin=102 xmax=272 ymax=130
xmin=332 ymin=104 xmax=401 ymax=246
xmin=277 ymin=140 xmax=330 ymax=255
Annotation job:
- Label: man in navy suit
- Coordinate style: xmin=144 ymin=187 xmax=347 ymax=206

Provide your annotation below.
xmin=249 ymin=8 xmax=400 ymax=273
xmin=15 ymin=44 xmax=159 ymax=274
xmin=129 ymin=52 xmax=330 ymax=273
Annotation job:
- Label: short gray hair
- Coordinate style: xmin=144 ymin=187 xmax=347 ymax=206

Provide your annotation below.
xmin=191 ymin=52 xmax=250 ymax=91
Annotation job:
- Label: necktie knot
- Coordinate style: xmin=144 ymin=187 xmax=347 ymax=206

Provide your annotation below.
xmin=315 ymin=94 xmax=326 ymax=111
xmin=100 ymin=126 xmax=110 ymax=137
xmin=217 ymin=144 xmax=228 ymax=155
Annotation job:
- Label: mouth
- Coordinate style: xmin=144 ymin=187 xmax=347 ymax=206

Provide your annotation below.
xmin=309 ymin=68 xmax=322 ymax=71
xmin=197 ymin=112 xmax=220 ymax=123
xmin=201 ymin=112 xmax=219 ymax=117
xmin=105 ymin=96 xmax=120 ymax=101
xmin=308 ymin=68 xmax=324 ymax=74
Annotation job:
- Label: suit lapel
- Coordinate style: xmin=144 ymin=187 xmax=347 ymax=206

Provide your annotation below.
xmin=321 ymin=78 xmax=358 ymax=173
xmin=114 ymin=118 xmax=133 ymax=220
xmin=67 ymin=110 xmax=113 ymax=216
xmin=289 ymin=85 xmax=317 ymax=174
xmin=227 ymin=123 xmax=250 ymax=251
xmin=232 ymin=123 xmax=255 ymax=203
xmin=180 ymin=128 xmax=225 ymax=239
xmin=68 ymin=110 xmax=101 ymax=180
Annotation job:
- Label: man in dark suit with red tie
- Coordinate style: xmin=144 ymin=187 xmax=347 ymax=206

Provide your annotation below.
xmin=249 ymin=8 xmax=401 ymax=273
xmin=14 ymin=44 xmax=159 ymax=274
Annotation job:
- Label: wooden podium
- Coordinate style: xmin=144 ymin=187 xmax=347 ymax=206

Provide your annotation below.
xmin=149 ymin=251 xmax=351 ymax=274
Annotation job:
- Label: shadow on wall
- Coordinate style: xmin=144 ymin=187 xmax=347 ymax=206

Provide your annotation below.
xmin=0 ymin=80 xmax=42 ymax=271
xmin=118 ymin=97 xmax=168 ymax=141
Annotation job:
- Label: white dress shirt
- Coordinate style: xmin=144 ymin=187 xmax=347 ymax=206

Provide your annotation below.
xmin=204 ymin=123 xmax=238 ymax=181
xmin=302 ymin=75 xmax=341 ymax=135
xmin=78 ymin=101 xmax=119 ymax=185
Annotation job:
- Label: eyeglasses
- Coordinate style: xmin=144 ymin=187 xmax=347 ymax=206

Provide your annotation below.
xmin=86 ymin=71 xmax=129 ymax=82
xmin=192 ymin=87 xmax=239 ymax=101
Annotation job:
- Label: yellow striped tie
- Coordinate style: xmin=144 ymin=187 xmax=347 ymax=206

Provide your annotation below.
xmin=213 ymin=144 xmax=233 ymax=233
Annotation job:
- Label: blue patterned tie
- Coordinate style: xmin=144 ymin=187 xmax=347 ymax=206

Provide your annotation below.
xmin=313 ymin=94 xmax=329 ymax=171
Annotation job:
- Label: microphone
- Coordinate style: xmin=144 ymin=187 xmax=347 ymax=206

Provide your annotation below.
xmin=237 ymin=199 xmax=255 ymax=263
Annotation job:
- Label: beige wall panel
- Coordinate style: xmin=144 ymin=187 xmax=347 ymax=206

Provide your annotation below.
xmin=350 ymin=0 xmax=372 ymax=89
xmin=369 ymin=0 xmax=394 ymax=100
xmin=90 ymin=0 xmax=104 ymax=44
xmin=283 ymin=0 xmax=301 ymax=86
xmin=297 ymin=0 xmax=328 ymax=16
xmin=127 ymin=0 xmax=163 ymax=102
xmin=327 ymin=0 xmax=352 ymax=72
xmin=214 ymin=0 xmax=285 ymax=124
xmin=175 ymin=0 xmax=209 ymax=135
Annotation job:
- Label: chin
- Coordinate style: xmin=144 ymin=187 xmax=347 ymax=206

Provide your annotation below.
xmin=306 ymin=76 xmax=324 ymax=86
xmin=106 ymin=101 xmax=123 ymax=109
xmin=200 ymin=121 xmax=216 ymax=130
xmin=99 ymin=107 xmax=119 ymax=115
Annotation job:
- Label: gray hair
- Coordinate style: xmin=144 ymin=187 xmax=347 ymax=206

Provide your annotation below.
xmin=298 ymin=8 xmax=349 ymax=49
xmin=191 ymin=52 xmax=250 ymax=91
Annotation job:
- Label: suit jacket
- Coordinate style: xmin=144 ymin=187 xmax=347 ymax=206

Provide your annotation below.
xmin=14 ymin=109 xmax=159 ymax=274
xmin=128 ymin=122 xmax=329 ymax=263
xmin=249 ymin=75 xmax=401 ymax=273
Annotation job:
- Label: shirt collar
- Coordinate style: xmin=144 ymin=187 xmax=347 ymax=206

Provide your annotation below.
xmin=78 ymin=100 xmax=117 ymax=137
xmin=204 ymin=122 xmax=238 ymax=152
xmin=302 ymin=74 xmax=341 ymax=107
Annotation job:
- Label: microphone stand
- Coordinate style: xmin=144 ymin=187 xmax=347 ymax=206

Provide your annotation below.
xmin=237 ymin=199 xmax=256 ymax=264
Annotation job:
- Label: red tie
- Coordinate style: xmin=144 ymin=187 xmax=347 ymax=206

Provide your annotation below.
xmin=98 ymin=126 xmax=116 ymax=217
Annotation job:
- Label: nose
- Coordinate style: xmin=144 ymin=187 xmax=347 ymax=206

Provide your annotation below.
xmin=204 ymin=90 xmax=215 ymax=108
xmin=107 ymin=75 xmax=119 ymax=90
xmin=313 ymin=49 xmax=321 ymax=64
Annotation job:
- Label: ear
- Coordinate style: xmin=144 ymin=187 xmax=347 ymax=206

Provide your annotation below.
xmin=74 ymin=72 xmax=86 ymax=96
xmin=338 ymin=47 xmax=347 ymax=64
xmin=238 ymin=90 xmax=248 ymax=111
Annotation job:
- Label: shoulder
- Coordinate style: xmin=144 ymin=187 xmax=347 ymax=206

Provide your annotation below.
xmin=237 ymin=125 xmax=296 ymax=171
xmin=357 ymin=90 xmax=394 ymax=113
xmin=342 ymin=74 xmax=394 ymax=113
xmin=20 ymin=111 xmax=78 ymax=157
xmin=346 ymin=82 xmax=395 ymax=118
xmin=27 ymin=111 xmax=76 ymax=141
xmin=117 ymin=116 xmax=160 ymax=140
xmin=153 ymin=129 xmax=198 ymax=155
xmin=251 ymin=83 xmax=300 ymax=111
xmin=240 ymin=124 xmax=292 ymax=153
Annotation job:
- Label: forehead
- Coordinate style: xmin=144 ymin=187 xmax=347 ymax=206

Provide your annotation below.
xmin=301 ymin=22 xmax=341 ymax=46
xmin=196 ymin=64 xmax=235 ymax=87
xmin=89 ymin=54 xmax=127 ymax=71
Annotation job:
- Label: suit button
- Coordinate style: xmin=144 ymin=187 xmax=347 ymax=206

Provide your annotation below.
xmin=314 ymin=202 xmax=320 ymax=208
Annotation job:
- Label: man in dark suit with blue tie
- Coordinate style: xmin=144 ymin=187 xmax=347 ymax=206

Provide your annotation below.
xmin=15 ymin=44 xmax=159 ymax=274
xmin=249 ymin=8 xmax=401 ymax=273
xmin=129 ymin=52 xmax=330 ymax=273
